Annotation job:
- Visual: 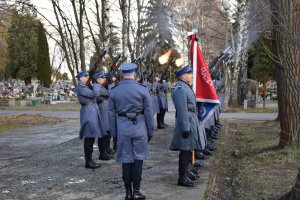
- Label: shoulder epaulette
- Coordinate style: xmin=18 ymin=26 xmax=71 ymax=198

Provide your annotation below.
xmin=175 ymin=82 xmax=182 ymax=89
xmin=138 ymin=82 xmax=147 ymax=88
xmin=111 ymin=83 xmax=120 ymax=90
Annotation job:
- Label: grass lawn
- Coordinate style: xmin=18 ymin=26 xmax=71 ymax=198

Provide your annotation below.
xmin=205 ymin=119 xmax=299 ymax=199
xmin=0 ymin=114 xmax=63 ymax=132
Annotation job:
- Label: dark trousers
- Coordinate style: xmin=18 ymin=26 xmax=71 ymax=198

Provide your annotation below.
xmin=84 ymin=137 xmax=95 ymax=161
xmin=157 ymin=109 xmax=166 ymax=126
xmin=122 ymin=160 xmax=143 ymax=188
xmin=98 ymin=136 xmax=107 ymax=155
xmin=113 ymin=137 xmax=117 ymax=150
xmin=179 ymin=150 xmax=192 ymax=178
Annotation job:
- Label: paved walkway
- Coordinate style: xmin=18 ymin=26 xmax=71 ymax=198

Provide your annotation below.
xmin=0 ymin=109 xmax=208 ymax=200
xmin=0 ymin=102 xmax=278 ymax=200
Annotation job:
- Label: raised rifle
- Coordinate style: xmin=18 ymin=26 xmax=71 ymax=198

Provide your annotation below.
xmin=87 ymin=45 xmax=111 ymax=85
xmin=161 ymin=59 xmax=176 ymax=81
xmin=209 ymin=46 xmax=233 ymax=78
xmin=133 ymin=54 xmax=145 ymax=65
xmin=106 ymin=55 xmax=122 ymax=85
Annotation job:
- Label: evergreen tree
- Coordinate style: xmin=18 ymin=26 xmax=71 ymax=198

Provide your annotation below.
xmin=6 ymin=7 xmax=38 ymax=85
xmin=251 ymin=32 xmax=275 ymax=84
xmin=141 ymin=0 xmax=175 ymax=52
xmin=251 ymin=32 xmax=275 ymax=107
xmin=36 ymin=22 xmax=51 ymax=87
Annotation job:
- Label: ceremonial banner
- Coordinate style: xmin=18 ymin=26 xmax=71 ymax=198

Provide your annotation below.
xmin=188 ymin=33 xmax=220 ymax=125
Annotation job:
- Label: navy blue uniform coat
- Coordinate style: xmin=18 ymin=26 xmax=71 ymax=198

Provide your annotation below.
xmin=170 ymin=80 xmax=201 ymax=151
xmin=109 ymin=79 xmax=155 ymax=163
xmin=77 ymin=81 xmax=103 ymax=139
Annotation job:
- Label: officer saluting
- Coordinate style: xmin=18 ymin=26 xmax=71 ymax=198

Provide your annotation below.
xmin=108 ymin=63 xmax=155 ymax=200
xmin=76 ymin=70 xmax=103 ymax=169
xmin=170 ymin=66 xmax=201 ymax=187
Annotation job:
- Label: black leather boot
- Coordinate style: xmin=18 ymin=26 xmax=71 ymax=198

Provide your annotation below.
xmin=203 ymin=148 xmax=212 ymax=156
xmin=157 ymin=122 xmax=165 ymax=129
xmin=98 ymin=137 xmax=113 ymax=160
xmin=195 ymin=151 xmax=206 ymax=160
xmin=193 ymin=159 xmax=202 ymax=168
xmin=178 ymin=175 xmax=195 ymax=187
xmin=187 ymin=169 xmax=198 ymax=182
xmin=178 ymin=151 xmax=195 ymax=187
xmin=99 ymin=151 xmax=113 ymax=160
xmin=132 ymin=186 xmax=145 ymax=200
xmin=85 ymin=159 xmax=100 ymax=169
xmin=125 ymin=184 xmax=133 ymax=200
xmin=84 ymin=138 xmax=99 ymax=169
xmin=206 ymin=143 xmax=216 ymax=151
xmin=190 ymin=165 xmax=200 ymax=175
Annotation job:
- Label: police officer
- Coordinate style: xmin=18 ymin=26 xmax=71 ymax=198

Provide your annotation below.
xmin=108 ymin=63 xmax=155 ymax=200
xmin=160 ymin=74 xmax=170 ymax=126
xmin=153 ymin=74 xmax=165 ymax=129
xmin=108 ymin=72 xmax=119 ymax=151
xmin=94 ymin=72 xmax=114 ymax=160
xmin=170 ymin=65 xmax=201 ymax=187
xmin=76 ymin=70 xmax=103 ymax=169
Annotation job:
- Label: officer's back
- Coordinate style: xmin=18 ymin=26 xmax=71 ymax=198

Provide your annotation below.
xmin=110 ymin=79 xmax=147 ymax=113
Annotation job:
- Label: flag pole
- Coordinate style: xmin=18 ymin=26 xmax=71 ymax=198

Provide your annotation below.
xmin=191 ymin=21 xmax=199 ymax=165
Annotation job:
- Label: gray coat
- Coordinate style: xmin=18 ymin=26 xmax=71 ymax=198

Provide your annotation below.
xmin=96 ymin=85 xmax=110 ymax=135
xmin=108 ymin=79 xmax=155 ymax=163
xmin=216 ymin=79 xmax=224 ymax=111
xmin=170 ymin=80 xmax=201 ymax=151
xmin=151 ymin=82 xmax=162 ymax=113
xmin=77 ymin=81 xmax=102 ymax=139
xmin=161 ymin=80 xmax=169 ymax=110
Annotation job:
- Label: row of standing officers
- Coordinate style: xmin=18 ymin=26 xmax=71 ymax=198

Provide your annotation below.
xmin=76 ymin=63 xmax=171 ymax=200
xmin=76 ymin=63 xmax=222 ymax=199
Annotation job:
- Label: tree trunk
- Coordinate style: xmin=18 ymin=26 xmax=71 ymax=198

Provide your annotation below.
xmin=288 ymin=168 xmax=300 ymax=200
xmin=71 ymin=0 xmax=86 ymax=70
xmin=119 ymin=0 xmax=128 ymax=58
xmin=271 ymin=1 xmax=300 ymax=198
xmin=271 ymin=0 xmax=300 ymax=146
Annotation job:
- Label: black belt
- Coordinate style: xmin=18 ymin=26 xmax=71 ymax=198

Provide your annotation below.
xmin=117 ymin=111 xmax=144 ymax=117
xmin=81 ymin=100 xmax=96 ymax=106
xmin=117 ymin=111 xmax=144 ymax=125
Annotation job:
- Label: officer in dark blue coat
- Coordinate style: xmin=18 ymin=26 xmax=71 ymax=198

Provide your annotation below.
xmin=160 ymin=74 xmax=170 ymax=126
xmin=76 ymin=70 xmax=103 ymax=169
xmin=170 ymin=66 xmax=201 ymax=187
xmin=108 ymin=63 xmax=155 ymax=200
xmin=153 ymin=74 xmax=165 ymax=129
xmin=94 ymin=72 xmax=114 ymax=161
xmin=108 ymin=72 xmax=119 ymax=151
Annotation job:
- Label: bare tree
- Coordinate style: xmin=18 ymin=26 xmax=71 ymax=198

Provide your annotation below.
xmin=51 ymin=0 xmax=77 ymax=86
xmin=70 ymin=0 xmax=86 ymax=69
xmin=270 ymin=0 xmax=300 ymax=198
xmin=119 ymin=0 xmax=129 ymax=58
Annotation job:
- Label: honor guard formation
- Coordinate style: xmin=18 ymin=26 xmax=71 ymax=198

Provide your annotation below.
xmin=76 ymin=62 xmax=223 ymax=200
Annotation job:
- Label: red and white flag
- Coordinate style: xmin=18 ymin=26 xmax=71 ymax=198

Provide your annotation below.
xmin=188 ymin=33 xmax=220 ymax=104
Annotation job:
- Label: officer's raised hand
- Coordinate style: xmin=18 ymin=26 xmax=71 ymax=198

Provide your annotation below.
xmin=182 ymin=131 xmax=190 ymax=138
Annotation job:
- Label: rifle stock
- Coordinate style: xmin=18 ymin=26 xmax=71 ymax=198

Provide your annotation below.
xmin=209 ymin=46 xmax=234 ymax=78
xmin=87 ymin=45 xmax=111 ymax=85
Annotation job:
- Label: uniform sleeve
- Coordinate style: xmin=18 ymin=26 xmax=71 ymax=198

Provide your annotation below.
xmin=78 ymin=83 xmax=101 ymax=98
xmin=108 ymin=93 xmax=117 ymax=137
xmin=173 ymin=87 xmax=190 ymax=133
xmin=99 ymin=86 xmax=109 ymax=96
xmin=143 ymin=89 xmax=155 ymax=137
